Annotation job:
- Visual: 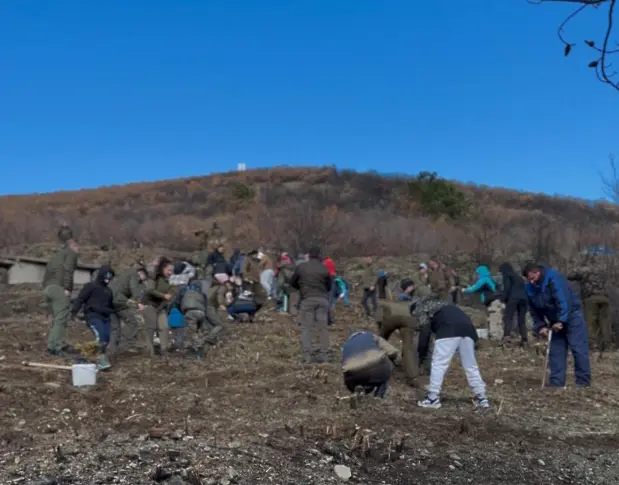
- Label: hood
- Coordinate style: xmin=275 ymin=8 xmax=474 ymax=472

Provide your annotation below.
xmin=498 ymin=263 xmax=516 ymax=276
xmin=280 ymin=254 xmax=292 ymax=265
xmin=173 ymin=261 xmax=187 ymax=275
xmin=419 ymin=263 xmax=428 ymax=271
xmin=96 ymin=265 xmax=114 ymax=285
xmin=400 ymin=279 xmax=414 ymax=291
xmin=377 ymin=270 xmax=386 ymax=278
xmin=475 ymin=265 xmax=491 ymax=278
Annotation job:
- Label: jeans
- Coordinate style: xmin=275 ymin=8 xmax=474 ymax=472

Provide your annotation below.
xmin=87 ymin=316 xmax=111 ymax=354
xmin=361 ymin=289 xmax=378 ymax=316
xmin=228 ymin=301 xmax=258 ymax=320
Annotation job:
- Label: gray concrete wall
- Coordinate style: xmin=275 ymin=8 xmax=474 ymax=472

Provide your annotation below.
xmin=7 ymin=262 xmax=94 ymax=286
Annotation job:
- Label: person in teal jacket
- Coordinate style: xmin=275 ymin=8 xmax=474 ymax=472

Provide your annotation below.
xmin=333 ymin=276 xmax=350 ymax=306
xmin=463 ymin=265 xmax=496 ymax=305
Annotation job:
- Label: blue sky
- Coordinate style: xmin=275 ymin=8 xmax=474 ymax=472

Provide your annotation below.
xmin=0 ymin=1 xmax=616 ymax=199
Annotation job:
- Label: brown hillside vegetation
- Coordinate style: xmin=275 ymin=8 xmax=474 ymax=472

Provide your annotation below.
xmin=1 ymin=166 xmax=618 ymax=266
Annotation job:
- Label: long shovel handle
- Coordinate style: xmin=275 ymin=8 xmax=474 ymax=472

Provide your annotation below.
xmin=541 ymin=329 xmax=553 ymax=389
xmin=22 ymin=361 xmax=73 ymax=371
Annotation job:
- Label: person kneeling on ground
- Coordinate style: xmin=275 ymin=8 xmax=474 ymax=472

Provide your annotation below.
xmin=411 ymin=295 xmax=489 ymax=409
xmin=70 ymin=266 xmax=116 ymax=371
xmin=397 ymin=279 xmax=415 ymax=301
xmin=341 ymin=330 xmax=402 ymax=398
xmin=175 ymin=278 xmax=223 ymax=359
xmin=227 ymin=285 xmax=261 ymax=321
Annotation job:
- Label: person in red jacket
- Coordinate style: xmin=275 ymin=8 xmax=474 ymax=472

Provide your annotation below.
xmin=323 ymin=257 xmax=336 ymax=277
xmin=323 ymin=257 xmax=337 ymax=325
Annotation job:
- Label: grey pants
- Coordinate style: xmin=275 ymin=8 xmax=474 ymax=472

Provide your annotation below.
xmin=299 ymin=297 xmax=330 ymax=361
xmin=427 ymin=337 xmax=486 ymax=400
xmin=43 ymin=284 xmax=71 ymax=352
xmin=186 ymin=308 xmax=222 ymax=349
xmin=143 ymin=306 xmax=169 ymax=354
xmin=108 ymin=304 xmax=140 ymax=354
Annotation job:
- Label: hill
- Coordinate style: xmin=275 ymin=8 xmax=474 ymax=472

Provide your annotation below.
xmin=1 ymin=166 xmax=618 ymax=266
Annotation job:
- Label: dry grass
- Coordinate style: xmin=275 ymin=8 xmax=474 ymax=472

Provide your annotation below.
xmin=1 ymin=285 xmax=619 ymax=483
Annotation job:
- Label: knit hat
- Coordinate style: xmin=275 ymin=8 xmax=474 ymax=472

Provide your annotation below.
xmin=57 ymin=225 xmax=73 ymax=243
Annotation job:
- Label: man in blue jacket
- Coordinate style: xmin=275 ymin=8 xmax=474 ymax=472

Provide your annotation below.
xmin=522 ymin=263 xmax=591 ymax=387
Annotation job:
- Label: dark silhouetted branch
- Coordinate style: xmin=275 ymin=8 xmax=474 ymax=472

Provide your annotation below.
xmin=529 ymin=0 xmax=618 ymax=91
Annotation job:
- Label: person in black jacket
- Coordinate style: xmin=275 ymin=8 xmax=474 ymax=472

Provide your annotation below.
xmin=411 ymin=296 xmax=489 ymax=410
xmin=208 ymin=244 xmax=231 ymax=283
xmin=289 ymin=246 xmax=332 ymax=363
xmin=498 ymin=263 xmax=528 ymax=346
xmin=71 ymin=265 xmax=115 ymax=370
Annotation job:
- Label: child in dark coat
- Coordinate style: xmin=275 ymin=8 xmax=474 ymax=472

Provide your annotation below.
xmin=71 ymin=266 xmax=115 ymax=370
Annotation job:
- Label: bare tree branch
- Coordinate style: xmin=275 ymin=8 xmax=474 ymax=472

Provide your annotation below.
xmin=601 ymin=154 xmax=619 ymax=203
xmin=530 ymin=0 xmax=619 ymax=91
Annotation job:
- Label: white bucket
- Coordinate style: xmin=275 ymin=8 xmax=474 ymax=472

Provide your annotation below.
xmin=72 ymin=363 xmax=97 ymax=387
xmin=477 ymin=328 xmax=489 ymax=339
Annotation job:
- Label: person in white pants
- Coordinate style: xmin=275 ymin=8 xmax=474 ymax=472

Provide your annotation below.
xmin=410 ymin=296 xmax=490 ymax=409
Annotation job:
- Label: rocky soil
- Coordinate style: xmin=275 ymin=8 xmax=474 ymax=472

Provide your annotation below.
xmin=1 ymin=282 xmax=619 ymax=485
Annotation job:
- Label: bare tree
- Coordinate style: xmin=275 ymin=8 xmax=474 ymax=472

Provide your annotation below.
xmin=529 ymin=0 xmax=618 ymax=91
xmin=601 ymin=154 xmax=619 ymax=202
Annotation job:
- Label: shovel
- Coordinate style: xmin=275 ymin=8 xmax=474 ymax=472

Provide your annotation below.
xmin=541 ymin=329 xmax=553 ymax=389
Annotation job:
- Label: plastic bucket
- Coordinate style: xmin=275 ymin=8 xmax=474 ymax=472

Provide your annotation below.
xmin=72 ymin=363 xmax=97 ymax=387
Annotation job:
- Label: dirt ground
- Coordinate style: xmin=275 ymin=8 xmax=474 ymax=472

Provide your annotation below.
xmin=1 ymin=285 xmax=619 ymax=485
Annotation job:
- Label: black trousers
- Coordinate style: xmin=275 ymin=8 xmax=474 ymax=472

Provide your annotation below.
xmin=503 ymin=299 xmax=528 ymax=341
xmin=344 ymin=357 xmax=393 ymax=397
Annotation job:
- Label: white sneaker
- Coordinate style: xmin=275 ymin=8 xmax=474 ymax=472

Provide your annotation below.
xmin=475 ymin=396 xmax=490 ymax=409
xmin=417 ymin=396 xmax=442 ymax=409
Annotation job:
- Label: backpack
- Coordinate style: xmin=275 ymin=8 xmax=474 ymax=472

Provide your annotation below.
xmin=168 ymin=307 xmax=185 ymax=328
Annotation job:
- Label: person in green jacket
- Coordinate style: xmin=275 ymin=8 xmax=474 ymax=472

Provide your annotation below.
xmin=361 ymin=257 xmax=378 ymax=317
xmin=141 ymin=257 xmax=174 ymax=356
xmin=412 ymin=264 xmax=432 ymax=297
xmin=42 ymin=225 xmax=79 ymax=356
xmin=276 ymin=253 xmax=295 ymax=313
xmin=108 ymin=265 xmax=148 ymax=354
xmin=376 ymin=299 xmax=429 ymax=384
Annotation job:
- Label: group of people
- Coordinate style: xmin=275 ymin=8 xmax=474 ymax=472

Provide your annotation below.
xmin=41 ymin=224 xmax=349 ymax=369
xmin=342 ymin=258 xmax=597 ymax=409
xmin=41 ymin=223 xmax=602 ymax=409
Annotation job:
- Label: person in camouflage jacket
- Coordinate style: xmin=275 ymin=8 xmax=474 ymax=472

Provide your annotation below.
xmin=42 ymin=226 xmax=79 ymax=356
xmin=375 ymin=300 xmax=424 ymax=385
xmin=176 ymin=279 xmax=223 ymax=359
xmin=108 ymin=266 xmax=148 ymax=354
xmin=427 ymin=259 xmax=454 ymax=301
xmin=567 ymin=263 xmax=612 ymax=353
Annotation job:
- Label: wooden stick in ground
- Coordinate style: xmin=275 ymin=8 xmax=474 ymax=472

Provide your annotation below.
xmin=22 ymin=361 xmax=73 ymax=371
xmin=541 ymin=330 xmax=553 ymax=389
